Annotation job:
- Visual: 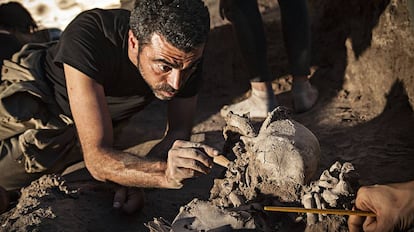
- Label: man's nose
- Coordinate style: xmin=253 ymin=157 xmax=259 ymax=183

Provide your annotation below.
xmin=167 ymin=69 xmax=182 ymax=90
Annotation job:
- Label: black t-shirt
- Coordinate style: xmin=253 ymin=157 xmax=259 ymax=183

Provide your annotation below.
xmin=44 ymin=8 xmax=201 ymax=120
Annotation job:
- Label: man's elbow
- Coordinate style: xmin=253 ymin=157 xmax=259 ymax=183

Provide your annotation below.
xmin=83 ymin=152 xmax=107 ymax=182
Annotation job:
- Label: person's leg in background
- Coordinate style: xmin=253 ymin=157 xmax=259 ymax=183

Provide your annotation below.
xmin=219 ymin=0 xmax=277 ymax=119
xmin=279 ymin=0 xmax=318 ymax=113
xmin=220 ymin=0 xmax=318 ymax=117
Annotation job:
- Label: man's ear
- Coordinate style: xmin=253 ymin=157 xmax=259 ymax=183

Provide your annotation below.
xmin=128 ymin=30 xmax=139 ymax=57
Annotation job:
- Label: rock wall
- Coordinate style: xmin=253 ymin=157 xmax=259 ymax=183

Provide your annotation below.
xmin=310 ymin=0 xmax=414 ymax=112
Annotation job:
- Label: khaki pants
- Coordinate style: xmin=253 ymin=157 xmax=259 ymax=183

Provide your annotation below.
xmin=0 ymin=43 xmax=82 ymax=190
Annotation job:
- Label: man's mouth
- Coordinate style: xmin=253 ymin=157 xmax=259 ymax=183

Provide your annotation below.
xmin=153 ymin=84 xmax=177 ymax=99
xmin=161 ymin=90 xmax=175 ymax=98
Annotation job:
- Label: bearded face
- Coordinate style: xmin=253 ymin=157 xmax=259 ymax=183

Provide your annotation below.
xmin=137 ymin=59 xmax=179 ymax=100
xmin=132 ymin=33 xmax=204 ymax=100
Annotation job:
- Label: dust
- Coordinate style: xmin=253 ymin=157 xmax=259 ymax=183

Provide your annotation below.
xmin=0 ymin=175 xmax=77 ymax=232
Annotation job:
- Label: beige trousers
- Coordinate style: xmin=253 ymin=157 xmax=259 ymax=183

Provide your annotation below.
xmin=0 ymin=43 xmax=82 ymax=190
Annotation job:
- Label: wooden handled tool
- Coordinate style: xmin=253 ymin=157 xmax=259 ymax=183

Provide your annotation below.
xmin=264 ymin=206 xmax=376 ymax=217
xmin=213 ymin=155 xmax=230 ymax=168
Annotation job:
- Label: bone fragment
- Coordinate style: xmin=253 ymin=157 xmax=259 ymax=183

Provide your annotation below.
xmin=302 ymin=193 xmax=316 ymax=225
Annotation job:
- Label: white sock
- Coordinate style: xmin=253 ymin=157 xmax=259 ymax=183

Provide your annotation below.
xmin=221 ymin=88 xmax=278 ymax=119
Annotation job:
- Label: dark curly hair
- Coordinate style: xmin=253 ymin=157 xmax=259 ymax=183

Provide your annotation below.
xmin=130 ymin=0 xmax=210 ymax=52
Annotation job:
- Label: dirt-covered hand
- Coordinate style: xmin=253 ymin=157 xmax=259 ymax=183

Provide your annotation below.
xmin=164 ymin=140 xmax=219 ymax=189
xmin=113 ymin=186 xmax=145 ymax=214
xmin=348 ymin=181 xmax=414 ymax=232
xmin=0 ymin=186 xmax=9 ymax=213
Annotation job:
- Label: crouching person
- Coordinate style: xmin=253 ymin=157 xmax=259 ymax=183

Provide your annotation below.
xmin=0 ymin=0 xmax=218 ymax=214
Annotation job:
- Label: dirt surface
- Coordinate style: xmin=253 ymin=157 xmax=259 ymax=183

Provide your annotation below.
xmin=1 ymin=0 xmax=414 ymax=231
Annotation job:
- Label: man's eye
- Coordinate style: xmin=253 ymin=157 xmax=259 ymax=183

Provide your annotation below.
xmin=159 ymin=65 xmax=172 ymax=72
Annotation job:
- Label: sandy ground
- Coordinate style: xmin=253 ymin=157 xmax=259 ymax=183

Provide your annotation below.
xmin=1 ymin=0 xmax=414 ymax=231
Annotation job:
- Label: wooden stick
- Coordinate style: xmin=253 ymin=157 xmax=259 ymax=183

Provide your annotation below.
xmin=263 ymin=206 xmax=376 ymax=217
xmin=213 ymin=155 xmax=230 ymax=168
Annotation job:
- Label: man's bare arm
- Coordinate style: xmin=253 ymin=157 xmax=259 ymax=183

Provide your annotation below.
xmin=64 ymin=64 xmax=172 ymax=188
xmin=64 ymin=64 xmax=217 ymax=189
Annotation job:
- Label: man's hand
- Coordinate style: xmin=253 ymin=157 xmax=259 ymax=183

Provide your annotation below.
xmin=0 ymin=186 xmax=9 ymax=213
xmin=113 ymin=187 xmax=145 ymax=214
xmin=164 ymin=140 xmax=219 ymax=189
xmin=348 ymin=181 xmax=414 ymax=232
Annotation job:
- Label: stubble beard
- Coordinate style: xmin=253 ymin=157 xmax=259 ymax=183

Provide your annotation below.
xmin=137 ymin=59 xmax=176 ymax=101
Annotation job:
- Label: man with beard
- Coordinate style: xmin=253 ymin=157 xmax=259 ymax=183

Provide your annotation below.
xmin=0 ymin=0 xmax=216 ymax=213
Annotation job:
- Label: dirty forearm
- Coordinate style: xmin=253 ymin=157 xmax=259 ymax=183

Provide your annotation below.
xmin=84 ymin=147 xmax=170 ymax=188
